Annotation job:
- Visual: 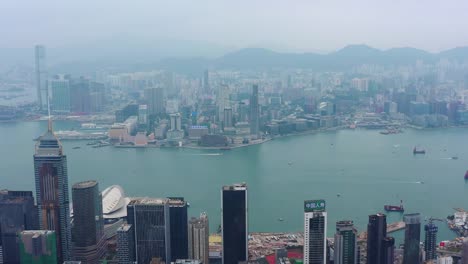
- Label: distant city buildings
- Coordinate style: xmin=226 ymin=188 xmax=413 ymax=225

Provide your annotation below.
xmin=188 ymin=213 xmax=209 ymax=264
xmin=303 ymin=200 xmax=327 ymax=264
xmin=250 ymin=85 xmax=260 ymax=137
xmin=222 ymin=183 xmax=248 ymax=264
xmin=145 ymin=87 xmax=165 ymax=115
xmin=35 ymin=45 xmax=48 ymax=111
xmin=33 ymin=120 xmax=71 ymax=263
xmin=50 ymin=75 xmax=71 ymax=113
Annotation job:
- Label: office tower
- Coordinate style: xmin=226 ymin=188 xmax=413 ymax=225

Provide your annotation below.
xmin=170 ymin=113 xmax=182 ymax=131
xmin=0 ymin=190 xmax=38 ymax=263
xmin=168 ymin=197 xmax=189 ymax=260
xmin=403 ymin=213 xmax=421 ymax=264
xmin=89 ymin=81 xmax=106 ymax=113
xmin=303 ymin=200 xmax=327 ymax=264
xmin=70 ymin=77 xmax=91 ymax=113
xmin=127 ymin=198 xmax=171 ymax=264
xmin=35 ymin=45 xmax=48 ymax=111
xmin=144 ymin=87 xmax=165 ymax=115
xmin=424 ymin=222 xmax=438 ymax=261
xmin=71 ymin=181 xmax=107 ymax=263
xmin=381 ymin=237 xmax=395 ymax=264
xmin=19 ymin=230 xmax=57 ymax=264
xmin=117 ymin=224 xmax=135 ymax=264
xmin=366 ymin=213 xmax=387 ymax=264
xmin=222 ymin=183 xmax=248 ymax=264
xmin=50 ymin=75 xmax=71 ymax=113
xmin=334 ymin=220 xmax=357 ymax=264
xmin=250 ymin=84 xmax=259 ymax=136
xmin=217 ymin=85 xmax=229 ymax=122
xmin=188 ymin=213 xmax=209 ymax=264
xmin=224 ymin=107 xmax=233 ymax=128
xmin=203 ymin=70 xmax=210 ymax=93
xmin=138 ymin=105 xmax=148 ymax=125
xmin=34 ymin=119 xmax=71 ymax=263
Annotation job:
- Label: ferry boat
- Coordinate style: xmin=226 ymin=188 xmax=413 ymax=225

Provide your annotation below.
xmin=384 ymin=200 xmax=404 ymax=212
xmin=413 ymin=146 xmax=426 ymax=154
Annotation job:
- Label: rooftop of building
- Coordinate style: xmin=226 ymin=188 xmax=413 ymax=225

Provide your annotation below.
xmin=128 ymin=197 xmax=168 ymax=205
xmin=72 ymin=180 xmax=97 ymax=189
xmin=223 ymin=182 xmax=247 ymax=190
xmin=168 ymin=197 xmax=186 ymax=206
xmin=0 ymin=190 xmax=34 ymax=203
xmin=21 ymin=230 xmax=55 ymax=236
xmin=117 ymin=224 xmax=132 ymax=232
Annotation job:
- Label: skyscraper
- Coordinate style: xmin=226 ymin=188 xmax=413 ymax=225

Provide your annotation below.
xmin=19 ymin=230 xmax=57 ymax=264
xmin=424 ymin=222 xmax=438 ymax=261
xmin=117 ymin=224 xmax=135 ymax=264
xmin=403 ymin=213 xmax=421 ymax=264
xmin=35 ymin=45 xmax=48 ymax=111
xmin=0 ymin=190 xmax=38 ymax=263
xmin=334 ymin=220 xmax=357 ymax=264
xmin=250 ymin=84 xmax=259 ymax=136
xmin=34 ymin=119 xmax=71 ymax=263
xmin=366 ymin=213 xmax=387 ymax=264
xmin=168 ymin=197 xmax=189 ymax=260
xmin=303 ymin=200 xmax=327 ymax=264
xmin=70 ymin=77 xmax=91 ymax=113
xmin=381 ymin=237 xmax=395 ymax=264
xmin=50 ymin=75 xmax=71 ymax=113
xmin=144 ymin=87 xmax=165 ymax=115
xmin=203 ymin=70 xmax=210 ymax=93
xmin=223 ymin=107 xmax=233 ymax=128
xmin=222 ymin=183 xmax=248 ymax=264
xmin=188 ymin=213 xmax=209 ymax=264
xmin=127 ymin=198 xmax=171 ymax=264
xmin=71 ymin=181 xmax=107 ymax=263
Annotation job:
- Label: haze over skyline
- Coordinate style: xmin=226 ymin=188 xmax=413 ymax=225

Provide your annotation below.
xmin=1 ymin=0 xmax=468 ymax=54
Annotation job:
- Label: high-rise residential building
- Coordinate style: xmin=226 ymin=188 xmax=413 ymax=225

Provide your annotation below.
xmin=224 ymin=107 xmax=233 ymax=128
xmin=366 ymin=213 xmax=387 ymax=264
xmin=89 ymin=81 xmax=106 ymax=113
xmin=424 ymin=222 xmax=438 ymax=261
xmin=170 ymin=113 xmax=182 ymax=131
xmin=127 ymin=198 xmax=171 ymax=264
xmin=138 ymin=105 xmax=148 ymax=125
xmin=250 ymin=84 xmax=260 ymax=136
xmin=403 ymin=213 xmax=421 ymax=264
xmin=217 ymin=85 xmax=229 ymax=122
xmin=382 ymin=237 xmax=395 ymax=264
xmin=35 ymin=45 xmax=48 ymax=111
xmin=203 ymin=70 xmax=210 ymax=93
xmin=168 ymin=197 xmax=188 ymax=260
xmin=188 ymin=213 xmax=209 ymax=264
xmin=50 ymin=75 xmax=71 ymax=113
xmin=34 ymin=119 xmax=71 ymax=263
xmin=71 ymin=181 xmax=107 ymax=263
xmin=70 ymin=77 xmax=91 ymax=113
xmin=117 ymin=224 xmax=135 ymax=264
xmin=334 ymin=220 xmax=357 ymax=264
xmin=144 ymin=87 xmax=165 ymax=115
xmin=0 ymin=190 xmax=38 ymax=263
xmin=19 ymin=230 xmax=57 ymax=264
xmin=222 ymin=183 xmax=248 ymax=264
xmin=303 ymin=200 xmax=327 ymax=264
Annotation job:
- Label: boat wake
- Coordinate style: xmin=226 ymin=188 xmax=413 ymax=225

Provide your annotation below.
xmin=188 ymin=153 xmax=223 ymax=156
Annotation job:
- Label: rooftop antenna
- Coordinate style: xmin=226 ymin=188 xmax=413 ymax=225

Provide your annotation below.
xmin=47 ymin=96 xmax=52 ymax=132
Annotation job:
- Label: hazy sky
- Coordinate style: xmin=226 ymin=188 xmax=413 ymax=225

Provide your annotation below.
xmin=1 ymin=0 xmax=468 ymax=53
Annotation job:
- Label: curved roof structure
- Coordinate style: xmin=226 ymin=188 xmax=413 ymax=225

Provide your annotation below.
xmin=102 ymin=185 xmax=126 ymax=215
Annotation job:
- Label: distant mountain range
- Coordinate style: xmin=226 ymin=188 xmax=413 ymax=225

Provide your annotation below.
xmin=2 ymin=44 xmax=468 ymax=76
xmin=154 ymin=44 xmax=468 ymax=75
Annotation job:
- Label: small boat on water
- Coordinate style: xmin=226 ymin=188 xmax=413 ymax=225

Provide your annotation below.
xmin=413 ymin=146 xmax=426 ymax=155
xmin=278 ymin=218 xmax=284 ymax=222
xmin=384 ymin=200 xmax=404 ymax=212
xmin=452 ymin=156 xmax=459 ymax=160
xmin=465 ymin=171 xmax=468 ymax=180
xmin=72 ymin=146 xmax=81 ymax=149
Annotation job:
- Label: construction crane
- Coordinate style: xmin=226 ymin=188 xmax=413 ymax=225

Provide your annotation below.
xmin=424 ymin=217 xmax=445 ymax=225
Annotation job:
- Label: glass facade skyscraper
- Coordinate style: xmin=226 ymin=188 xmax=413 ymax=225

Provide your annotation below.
xmin=127 ymin=198 xmax=171 ymax=264
xmin=33 ymin=121 xmax=71 ymax=263
xmin=168 ymin=197 xmax=188 ymax=260
xmin=304 ymin=200 xmax=327 ymax=264
xmin=366 ymin=213 xmax=386 ymax=264
xmin=71 ymin=180 xmax=107 ymax=262
xmin=222 ymin=183 xmax=248 ymax=264
xmin=403 ymin=213 xmax=421 ymax=264
xmin=334 ymin=220 xmax=357 ymax=264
